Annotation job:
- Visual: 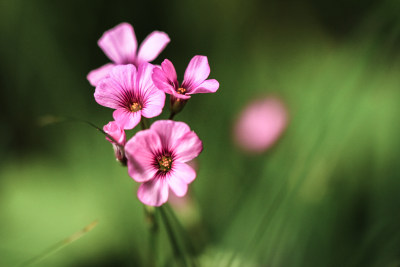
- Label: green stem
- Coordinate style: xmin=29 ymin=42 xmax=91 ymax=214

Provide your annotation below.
xmin=168 ymin=112 xmax=176 ymax=120
xmin=144 ymin=206 xmax=159 ymax=267
xmin=159 ymin=205 xmax=191 ymax=267
xmin=164 ymin=204 xmax=197 ymax=257
xmin=140 ymin=118 xmax=150 ymax=129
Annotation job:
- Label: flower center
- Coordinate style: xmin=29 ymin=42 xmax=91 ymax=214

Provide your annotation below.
xmin=158 ymin=155 xmax=172 ymax=172
xmin=130 ymin=102 xmax=142 ymax=112
xmin=177 ymin=87 xmax=186 ymax=94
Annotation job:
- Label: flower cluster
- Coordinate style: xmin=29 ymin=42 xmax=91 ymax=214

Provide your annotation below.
xmin=89 ymin=22 xmax=219 ymax=206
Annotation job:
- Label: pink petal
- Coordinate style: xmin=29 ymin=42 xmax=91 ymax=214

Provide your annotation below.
xmin=87 ymin=63 xmax=116 ymax=87
xmin=152 ymin=66 xmax=177 ymax=95
xmin=234 ymin=97 xmax=288 ymax=153
xmin=98 ymin=22 xmax=137 ymax=64
xmin=141 ymin=88 xmax=166 ymax=118
xmin=125 ymin=130 xmax=162 ymax=182
xmin=113 ymin=109 xmax=141 ymax=130
xmin=150 ymin=120 xmax=191 ymax=150
xmin=167 ymin=163 xmax=197 ymax=198
xmin=137 ymin=178 xmax=169 ymax=206
xmin=136 ymin=63 xmax=155 ymax=95
xmin=94 ymin=65 xmax=137 ymax=109
xmin=168 ymin=175 xmax=188 ymax=197
xmin=189 ymin=79 xmax=219 ymax=94
xmin=161 ymin=59 xmax=178 ymax=87
xmin=173 ymin=130 xmax=203 ymax=162
xmin=171 ymin=162 xmax=197 ymax=184
xmin=137 ymin=31 xmax=170 ymax=65
xmin=182 ymin=56 xmax=210 ymax=90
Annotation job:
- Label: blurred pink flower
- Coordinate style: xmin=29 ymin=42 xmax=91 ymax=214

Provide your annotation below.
xmin=94 ymin=63 xmax=165 ymax=130
xmin=103 ymin=121 xmax=126 ymax=162
xmin=234 ymin=97 xmax=288 ymax=153
xmin=87 ymin=22 xmax=170 ymax=86
xmin=125 ymin=120 xmax=203 ymax=207
xmin=152 ymin=56 xmax=219 ymax=100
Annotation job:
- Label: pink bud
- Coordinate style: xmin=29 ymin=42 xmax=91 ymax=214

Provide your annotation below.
xmin=103 ymin=121 xmax=127 ymax=163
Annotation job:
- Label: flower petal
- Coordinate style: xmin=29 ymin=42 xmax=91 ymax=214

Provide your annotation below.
xmin=152 ymin=65 xmax=177 ymax=95
xmin=125 ymin=130 xmax=162 ymax=182
xmin=94 ymin=65 xmax=137 ymax=109
xmin=188 ymin=79 xmax=219 ymax=94
xmin=136 ymin=63 xmax=156 ymax=96
xmin=137 ymin=178 xmax=169 ymax=206
xmin=182 ymin=55 xmax=210 ymax=91
xmin=137 ymin=31 xmax=170 ymax=65
xmin=98 ymin=22 xmax=137 ymax=64
xmin=168 ymin=175 xmax=188 ymax=197
xmin=173 ymin=130 xmax=203 ymax=162
xmin=87 ymin=63 xmax=116 ymax=87
xmin=150 ymin=120 xmax=191 ymax=151
xmin=141 ymin=88 xmax=166 ymax=118
xmin=168 ymin=162 xmax=196 ymax=197
xmin=172 ymin=162 xmax=197 ymax=184
xmin=113 ymin=109 xmax=141 ymax=130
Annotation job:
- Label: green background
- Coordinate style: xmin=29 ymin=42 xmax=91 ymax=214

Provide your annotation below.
xmin=1 ymin=0 xmax=400 ymax=266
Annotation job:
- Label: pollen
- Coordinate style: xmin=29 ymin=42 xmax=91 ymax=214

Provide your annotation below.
xmin=158 ymin=155 xmax=172 ymax=172
xmin=177 ymin=87 xmax=187 ymax=94
xmin=130 ymin=102 xmax=142 ymax=112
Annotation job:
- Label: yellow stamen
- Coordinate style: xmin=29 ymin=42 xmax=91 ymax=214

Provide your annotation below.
xmin=177 ymin=87 xmax=186 ymax=94
xmin=130 ymin=102 xmax=142 ymax=112
xmin=158 ymin=156 xmax=172 ymax=172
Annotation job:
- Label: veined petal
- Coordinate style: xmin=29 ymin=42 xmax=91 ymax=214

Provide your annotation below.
xmin=141 ymin=88 xmax=165 ymax=118
xmin=152 ymin=66 xmax=177 ymax=95
xmin=125 ymin=130 xmax=162 ymax=182
xmin=98 ymin=22 xmax=137 ymax=64
xmin=189 ymin=79 xmax=219 ymax=94
xmin=136 ymin=63 xmax=156 ymax=96
xmin=137 ymin=31 xmax=170 ymax=64
xmin=171 ymin=162 xmax=197 ymax=184
xmin=182 ymin=55 xmax=210 ymax=91
xmin=173 ymin=130 xmax=203 ymax=162
xmin=94 ymin=65 xmax=137 ymax=110
xmin=87 ymin=63 xmax=116 ymax=87
xmin=113 ymin=109 xmax=141 ymax=130
xmin=137 ymin=178 xmax=169 ymax=206
xmin=150 ymin=120 xmax=191 ymax=151
xmin=161 ymin=59 xmax=178 ymax=87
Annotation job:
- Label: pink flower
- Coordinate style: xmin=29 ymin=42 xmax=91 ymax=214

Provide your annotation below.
xmin=94 ymin=63 xmax=166 ymax=130
xmin=87 ymin=22 xmax=170 ymax=86
xmin=103 ymin=121 xmax=126 ymax=163
xmin=125 ymin=120 xmax=203 ymax=207
xmin=152 ymin=55 xmax=219 ymax=100
xmin=234 ymin=97 xmax=288 ymax=153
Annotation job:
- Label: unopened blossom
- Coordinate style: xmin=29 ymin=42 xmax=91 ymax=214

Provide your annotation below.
xmin=125 ymin=120 xmax=203 ymax=207
xmin=87 ymin=22 xmax=170 ymax=86
xmin=103 ymin=121 xmax=126 ymax=163
xmin=94 ymin=63 xmax=165 ymax=130
xmin=234 ymin=97 xmax=288 ymax=153
xmin=152 ymin=55 xmax=219 ymax=100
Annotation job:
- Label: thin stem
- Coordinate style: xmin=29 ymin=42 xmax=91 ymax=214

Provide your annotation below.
xmin=144 ymin=206 xmax=159 ymax=267
xmin=140 ymin=117 xmax=150 ymax=129
xmin=168 ymin=112 xmax=176 ymax=120
xmin=159 ymin=205 xmax=191 ymax=267
xmin=164 ymin=204 xmax=197 ymax=257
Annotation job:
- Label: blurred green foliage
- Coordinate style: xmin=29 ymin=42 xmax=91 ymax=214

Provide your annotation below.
xmin=1 ymin=0 xmax=400 ymax=266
